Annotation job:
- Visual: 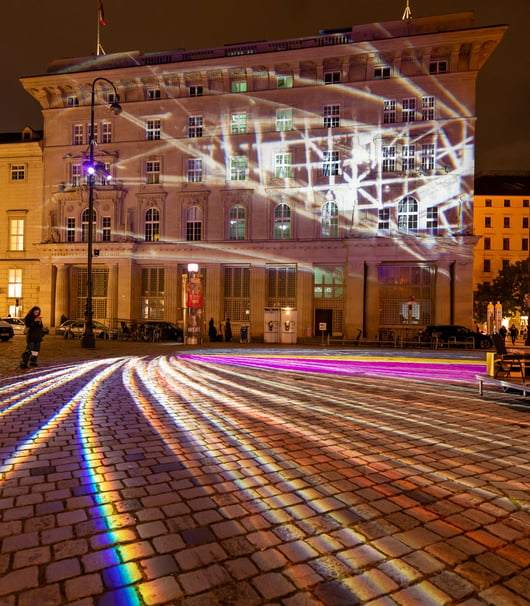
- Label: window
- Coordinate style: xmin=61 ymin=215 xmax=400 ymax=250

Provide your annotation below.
xmin=429 ymin=60 xmax=448 ymax=74
xmin=188 ymin=116 xmax=203 ymax=138
xmin=10 ymin=164 xmax=25 ymax=181
xmin=71 ymin=164 xmax=82 ymax=187
xmin=231 ymin=81 xmax=247 ymax=92
xmin=323 ymin=105 xmax=340 ymax=128
xmin=73 ymin=124 xmax=84 ymax=145
xmin=87 ymin=122 xmax=98 ymax=144
xmin=8 ymin=269 xmax=22 ymax=298
xmin=231 ymin=113 xmax=247 ymax=134
xmin=426 ymin=207 xmax=438 ymax=233
xmin=106 ymin=92 xmax=118 ymax=104
xmin=398 ymin=197 xmax=418 ymax=233
xmin=483 ymin=259 xmax=491 ymax=272
xmin=77 ymin=268 xmax=109 ymax=320
xmin=276 ymin=109 xmax=293 ymax=131
xmin=274 ymin=203 xmax=291 ymax=239
xmin=102 ymin=216 xmax=111 ymax=242
xmin=186 ymin=206 xmax=202 ymax=241
xmin=224 ymin=266 xmax=250 ymax=321
xmin=145 ymin=208 xmax=160 ymax=241
xmin=146 ymin=88 xmax=161 ymax=100
xmin=66 ymin=218 xmax=76 ymax=242
xmin=374 ymin=66 xmax=391 ymax=79
xmin=146 ymin=119 xmax=161 ymax=140
xmin=485 ymin=217 xmax=492 ymax=228
xmin=402 ymin=98 xmax=416 ymax=122
xmin=66 ymin=96 xmax=79 ymax=107
xmin=502 ymin=259 xmax=510 ymax=271
xmin=323 ymin=151 xmax=339 ymax=177
xmin=485 ymin=199 xmax=492 ymax=207
xmin=275 ymin=153 xmax=292 ymax=179
xmin=523 ymin=238 xmax=528 ymax=252
xmin=314 ymin=267 xmax=343 ymax=299
xmin=503 ymin=238 xmax=510 ymax=251
xmin=267 ymin=265 xmax=296 ymax=307
xmin=189 ymin=86 xmax=203 ymax=97
xmin=230 ymin=156 xmax=247 ymax=181
xmin=421 ymin=144 xmax=435 ymax=171
xmin=229 ymin=206 xmax=246 ymax=240
xmin=523 ymin=217 xmax=529 ymax=229
xmin=146 ymin=160 xmax=161 ymax=184
xmin=422 ymin=96 xmax=435 ymax=120
xmin=277 ymin=75 xmax=293 ymax=88
xmin=9 ymin=218 xmax=24 ymax=251
xmin=402 ymin=145 xmax=415 ymax=171
xmin=383 ymin=99 xmax=396 ymax=124
xmin=504 ymin=199 xmax=511 ymax=207
xmin=141 ymin=268 xmax=165 ymax=320
xmin=187 ymin=158 xmax=203 ymax=183
xmin=324 ymin=71 xmax=340 ymax=84
xmin=524 ymin=200 xmax=530 ymax=208
xmin=101 ymin=122 xmax=112 ymax=144
xmin=504 ymin=217 xmax=510 ymax=228
xmin=81 ymin=208 xmax=96 ymax=243
xmin=95 ymin=161 xmax=111 ymax=187
xmin=321 ymin=201 xmax=338 ymax=237
xmin=382 ymin=146 xmax=396 ymax=172
xmin=378 ymin=208 xmax=390 ymax=231
xmin=484 ymin=237 xmax=491 ymax=250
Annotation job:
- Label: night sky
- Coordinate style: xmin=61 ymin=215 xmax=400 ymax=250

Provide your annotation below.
xmin=2 ymin=0 xmax=528 ymax=174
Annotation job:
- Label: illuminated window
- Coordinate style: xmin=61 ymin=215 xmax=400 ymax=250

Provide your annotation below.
xmin=374 ymin=66 xmax=391 ymax=79
xmin=87 ymin=122 xmax=98 ymax=143
xmin=189 ymin=86 xmax=203 ymax=97
xmin=429 ymin=60 xmax=448 ymax=74
xmin=71 ymin=164 xmax=82 ymax=187
xmin=146 ymin=160 xmax=161 ymax=184
xmin=231 ymin=113 xmax=247 ymax=134
xmin=421 ymin=144 xmax=435 ymax=171
xmin=378 ymin=208 xmax=390 ymax=231
xmin=484 ymin=237 xmax=491 ymax=250
xmin=485 ymin=217 xmax=492 ymax=228
xmin=186 ymin=206 xmax=202 ymax=241
xmin=324 ymin=71 xmax=340 ymax=84
xmin=9 ymin=218 xmax=24 ymax=251
xmin=382 ymin=146 xmax=396 ymax=172
xmin=422 ymin=96 xmax=435 ymax=120
xmin=231 ymin=81 xmax=247 ymax=92
xmin=483 ymin=259 xmax=491 ymax=272
xmin=81 ymin=208 xmax=96 ymax=243
xmin=503 ymin=238 xmax=510 ymax=251
xmin=102 ymin=216 xmax=111 ymax=242
xmin=275 ymin=153 xmax=292 ymax=179
xmin=73 ymin=124 xmax=84 ymax=145
xmin=267 ymin=265 xmax=296 ymax=307
xmin=504 ymin=217 xmax=510 ymax=228
xmin=323 ymin=105 xmax=340 ymax=128
xmin=141 ymin=268 xmax=165 ymax=320
xmin=402 ymin=98 xmax=416 ymax=122
xmin=8 ymin=269 xmax=22 ymax=298
xmin=402 ymin=145 xmax=415 ymax=171
xmin=277 ymin=75 xmax=293 ymax=88
xmin=398 ymin=197 xmax=418 ymax=233
xmin=314 ymin=267 xmax=343 ymax=299
xmin=188 ymin=116 xmax=203 ymax=138
xmin=10 ymin=164 xmax=25 ymax=181
xmin=146 ymin=119 xmax=161 ymax=140
xmin=187 ymin=158 xmax=203 ymax=182
xmin=66 ymin=218 xmax=76 ymax=242
xmin=146 ymin=88 xmax=161 ymax=100
xmin=274 ymin=203 xmax=291 ymax=239
xmin=321 ymin=201 xmax=338 ymax=237
xmin=426 ymin=207 xmax=438 ymax=233
xmin=230 ymin=156 xmax=247 ymax=181
xmin=224 ymin=266 xmax=250 ymax=321
xmin=145 ymin=208 xmax=160 ymax=242
xmin=229 ymin=206 xmax=246 ymax=240
xmin=66 ymin=96 xmax=79 ymax=107
xmin=383 ymin=99 xmax=396 ymax=124
xmin=101 ymin=121 xmax=112 ymax=144
xmin=276 ymin=109 xmax=293 ymax=131
xmin=322 ymin=151 xmax=339 ymax=177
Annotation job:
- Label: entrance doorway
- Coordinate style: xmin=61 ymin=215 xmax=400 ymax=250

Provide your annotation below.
xmin=315 ymin=309 xmax=332 ymax=336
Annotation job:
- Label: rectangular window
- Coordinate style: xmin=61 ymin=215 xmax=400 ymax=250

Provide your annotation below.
xmin=8 ymin=268 xmax=22 ymax=298
xmin=383 ymin=99 xmax=396 ymax=124
xmin=324 ymin=71 xmax=340 ymax=84
xmin=186 ymin=221 xmax=202 ymax=241
xmin=224 ymin=266 xmax=250 ymax=322
xmin=267 ymin=266 xmax=296 ymax=307
xmin=504 ymin=199 xmax=511 ymax=207
xmin=231 ymin=81 xmax=247 ymax=92
xmin=483 ymin=259 xmax=491 ymax=272
xmin=66 ymin=96 xmax=79 ymax=107
xmin=422 ymin=96 xmax=435 ymax=120
xmin=189 ymin=86 xmax=203 ymax=97
xmin=10 ymin=164 xmax=25 ymax=181
xmin=102 ymin=216 xmax=111 ymax=242
xmin=523 ymin=238 xmax=528 ymax=252
xmin=503 ymin=238 xmax=510 ymax=251
xmin=276 ymin=109 xmax=293 ymax=131
xmin=314 ymin=267 xmax=344 ymax=301
xmin=73 ymin=124 xmax=84 ymax=145
xmin=277 ymin=75 xmax=293 ymax=88
xmin=374 ymin=66 xmax=391 ymax=79
xmin=382 ymin=146 xmax=396 ymax=172
xmin=67 ymin=217 xmax=76 ymax=242
xmin=524 ymin=199 xmax=530 ymax=208
xmin=421 ymin=144 xmax=435 ymax=171
xmin=323 ymin=151 xmax=339 ymax=176
xmin=378 ymin=208 xmax=390 ymax=231
xmin=101 ymin=121 xmax=112 ymax=144
xmin=485 ymin=217 xmax=492 ymax=228
xmin=230 ymin=156 xmax=247 ymax=181
xmin=485 ymin=199 xmax=492 ymax=207
xmin=146 ymin=119 xmax=161 ymax=140
xmin=402 ymin=98 xmax=416 ymax=122
xmin=141 ymin=268 xmax=165 ymax=320
xmin=402 ymin=145 xmax=415 ymax=171
xmin=9 ymin=219 xmax=24 ymax=251
xmin=146 ymin=88 xmax=161 ymax=100
xmin=484 ymin=237 xmax=491 ymax=250
xmin=504 ymin=217 xmax=510 ymax=228
xmin=87 ymin=122 xmax=98 ymax=144
xmin=523 ymin=217 xmax=529 ymax=229
xmin=429 ymin=60 xmax=448 ymax=74
xmin=231 ymin=113 xmax=247 ymax=134
xmin=71 ymin=164 xmax=82 ymax=187
xmin=188 ymin=116 xmax=203 ymax=138
xmin=146 ymin=160 xmax=161 ymax=184
xmin=426 ymin=207 xmax=438 ymax=233
xmin=323 ymin=104 xmax=340 ymax=128
xmin=275 ymin=153 xmax=292 ymax=179
xmin=187 ymin=158 xmax=203 ymax=183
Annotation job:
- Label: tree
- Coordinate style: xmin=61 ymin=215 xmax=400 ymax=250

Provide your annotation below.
xmin=474 ymin=259 xmax=529 ymax=323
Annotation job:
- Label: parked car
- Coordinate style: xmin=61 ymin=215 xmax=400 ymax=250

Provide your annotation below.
xmin=1 ymin=317 xmax=25 ymax=335
xmin=57 ymin=320 xmax=118 ymax=339
xmin=136 ymin=321 xmax=183 ymax=342
xmin=0 ymin=319 xmax=15 ymax=341
xmin=419 ymin=325 xmax=492 ymax=349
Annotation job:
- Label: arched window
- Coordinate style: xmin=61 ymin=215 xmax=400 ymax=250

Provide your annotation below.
xmin=81 ymin=208 xmax=96 ymax=243
xmin=229 ymin=205 xmax=246 ymax=240
xmin=321 ymin=201 xmax=338 ymax=237
xmin=398 ymin=197 xmax=418 ymax=233
xmin=145 ymin=208 xmax=160 ymax=241
xmin=186 ymin=206 xmax=202 ymax=241
xmin=274 ymin=203 xmax=291 ymax=239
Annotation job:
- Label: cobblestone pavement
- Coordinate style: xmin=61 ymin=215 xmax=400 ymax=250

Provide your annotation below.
xmin=1 ymin=336 xmax=530 ymax=605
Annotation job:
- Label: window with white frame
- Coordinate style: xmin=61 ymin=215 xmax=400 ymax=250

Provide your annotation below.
xmin=426 ymin=207 xmax=438 ymax=233
xmin=231 ymin=112 xmax=247 ymax=134
xmin=402 ymin=145 xmax=415 ymax=171
xmin=402 ymin=98 xmax=416 ymax=122
xmin=146 ymin=119 xmax=161 ymax=140
xmin=71 ymin=164 xmax=82 ymax=187
xmin=267 ymin=265 xmax=296 ymax=307
xmin=375 ymin=65 xmax=391 ymax=79
xmin=422 ymin=96 xmax=435 ymax=120
xmin=146 ymin=160 xmax=161 ymax=184
xmin=229 ymin=205 xmax=246 ymax=240
xmin=274 ymin=203 xmax=291 ymax=239
xmin=398 ymin=197 xmax=418 ymax=233
xmin=187 ymin=158 xmax=203 ymax=183
xmin=101 ymin=121 xmax=112 ymax=144
xmin=276 ymin=108 xmax=293 ymax=131
xmin=10 ymin=164 xmax=25 ymax=181
xmin=189 ymin=85 xmax=203 ymax=97
xmin=321 ymin=201 xmax=338 ymax=237
xmin=275 ymin=153 xmax=292 ymax=179
xmin=141 ymin=267 xmax=165 ymax=320
xmin=230 ymin=156 xmax=247 ymax=181
xmin=429 ymin=60 xmax=448 ymax=74
xmin=145 ymin=208 xmax=160 ymax=241
xmin=82 ymin=208 xmax=96 ymax=243
xmin=224 ymin=266 xmax=250 ymax=321
xmin=8 ymin=268 xmax=22 ymax=298
xmin=323 ymin=151 xmax=339 ymax=177
xmin=323 ymin=104 xmax=340 ymax=128
xmin=231 ymin=81 xmax=247 ymax=92
xmin=146 ymin=88 xmax=161 ymax=100
xmin=66 ymin=96 xmax=79 ymax=107
xmin=66 ymin=217 xmax=76 ymax=242
xmin=382 ymin=146 xmax=396 ymax=172
xmin=421 ymin=144 xmax=435 ymax=171
xmin=9 ymin=218 xmax=24 ymax=251
xmin=324 ymin=71 xmax=340 ymax=84
xmin=73 ymin=124 xmax=84 ymax=145
xmin=87 ymin=122 xmax=98 ymax=143
xmin=314 ymin=266 xmax=343 ymax=299
xmin=378 ymin=208 xmax=390 ymax=232
xmin=188 ymin=116 xmax=203 ymax=138
xmin=186 ymin=206 xmax=202 ymax=241
xmin=277 ymin=75 xmax=293 ymax=88
xmin=102 ymin=216 xmax=111 ymax=242
xmin=383 ymin=99 xmax=396 ymax=124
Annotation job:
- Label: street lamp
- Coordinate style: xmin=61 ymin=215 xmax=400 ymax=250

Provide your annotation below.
xmin=81 ymin=77 xmax=122 ymax=348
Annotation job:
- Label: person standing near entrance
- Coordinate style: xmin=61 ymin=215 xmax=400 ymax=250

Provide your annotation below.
xmin=224 ymin=318 xmax=232 ymax=342
xmin=21 ymin=306 xmax=45 ymax=368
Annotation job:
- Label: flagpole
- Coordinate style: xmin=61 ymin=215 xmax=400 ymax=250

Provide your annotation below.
xmin=97 ymin=1 xmax=105 ymax=55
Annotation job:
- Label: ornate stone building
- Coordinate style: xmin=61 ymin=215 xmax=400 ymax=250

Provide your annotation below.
xmin=19 ymin=11 xmax=505 ymax=340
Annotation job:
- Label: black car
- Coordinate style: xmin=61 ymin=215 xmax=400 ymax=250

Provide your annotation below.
xmin=137 ymin=321 xmax=183 ymax=342
xmin=0 ymin=319 xmax=15 ymax=342
xmin=419 ymin=325 xmax=492 ymax=349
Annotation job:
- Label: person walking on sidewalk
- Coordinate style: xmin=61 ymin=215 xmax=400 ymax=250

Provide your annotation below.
xmin=21 ymin=306 xmax=45 ymax=368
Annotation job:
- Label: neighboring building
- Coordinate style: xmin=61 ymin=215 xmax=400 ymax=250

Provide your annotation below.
xmin=19 ymin=11 xmax=505 ymax=340
xmin=0 ymin=127 xmax=43 ymax=318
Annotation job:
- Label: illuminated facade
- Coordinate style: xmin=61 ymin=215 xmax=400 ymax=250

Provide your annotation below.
xmin=20 ymin=12 xmax=505 ymax=339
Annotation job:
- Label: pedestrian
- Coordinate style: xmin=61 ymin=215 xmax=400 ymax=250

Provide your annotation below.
xmin=224 ymin=318 xmax=232 ymax=342
xmin=509 ymin=324 xmax=519 ymax=345
xmin=208 ymin=318 xmax=217 ymax=342
xmin=21 ymin=306 xmax=45 ymax=368
xmin=499 ymin=325 xmax=507 ymax=340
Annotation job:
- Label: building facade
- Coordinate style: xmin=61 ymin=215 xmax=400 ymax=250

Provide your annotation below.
xmin=19 ymin=12 xmax=505 ymax=340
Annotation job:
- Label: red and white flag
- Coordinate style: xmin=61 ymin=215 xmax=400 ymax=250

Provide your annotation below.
xmin=99 ymin=1 xmax=106 ymax=26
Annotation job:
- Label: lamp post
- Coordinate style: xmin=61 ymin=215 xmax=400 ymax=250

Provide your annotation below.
xmin=81 ymin=77 xmax=122 ymax=348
